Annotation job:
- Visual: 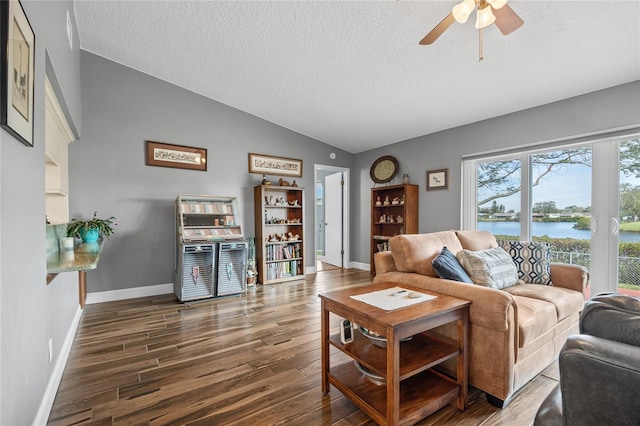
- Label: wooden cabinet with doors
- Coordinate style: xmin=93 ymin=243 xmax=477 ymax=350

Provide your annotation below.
xmin=370 ymin=184 xmax=418 ymax=275
xmin=254 ymin=185 xmax=305 ymax=284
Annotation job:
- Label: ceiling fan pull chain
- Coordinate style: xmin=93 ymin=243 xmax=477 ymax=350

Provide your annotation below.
xmin=479 ymin=27 xmax=484 ymax=61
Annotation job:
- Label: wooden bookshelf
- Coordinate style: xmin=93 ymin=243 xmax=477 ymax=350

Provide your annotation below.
xmin=254 ymin=185 xmax=305 ymax=284
xmin=370 ymin=184 xmax=418 ymax=275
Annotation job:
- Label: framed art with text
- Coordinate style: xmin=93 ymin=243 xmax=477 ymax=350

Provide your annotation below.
xmin=0 ymin=0 xmax=35 ymax=147
xmin=145 ymin=141 xmax=207 ymax=171
xmin=426 ymin=168 xmax=448 ymax=190
xmin=248 ymin=153 xmax=303 ymax=177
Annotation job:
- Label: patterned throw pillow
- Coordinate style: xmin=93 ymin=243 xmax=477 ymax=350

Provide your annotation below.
xmin=432 ymin=247 xmax=473 ymax=283
xmin=498 ymin=240 xmax=552 ymax=285
xmin=456 ymin=247 xmax=519 ymax=290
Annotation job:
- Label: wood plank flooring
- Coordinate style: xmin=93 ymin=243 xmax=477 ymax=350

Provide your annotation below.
xmin=48 ymin=268 xmax=557 ymax=425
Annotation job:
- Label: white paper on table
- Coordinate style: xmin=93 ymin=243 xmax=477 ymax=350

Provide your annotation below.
xmin=349 ymin=286 xmax=436 ymax=311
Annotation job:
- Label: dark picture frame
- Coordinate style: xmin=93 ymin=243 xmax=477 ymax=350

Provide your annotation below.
xmin=426 ymin=168 xmax=449 ymax=191
xmin=145 ymin=141 xmax=207 ymax=171
xmin=248 ymin=153 xmax=303 ymax=178
xmin=0 ymin=0 xmax=35 ymax=147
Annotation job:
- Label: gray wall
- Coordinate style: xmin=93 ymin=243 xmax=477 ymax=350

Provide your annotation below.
xmin=352 ymin=81 xmax=640 ymax=264
xmin=73 ymin=52 xmax=352 ymax=293
xmin=0 ymin=1 xmax=81 ymax=424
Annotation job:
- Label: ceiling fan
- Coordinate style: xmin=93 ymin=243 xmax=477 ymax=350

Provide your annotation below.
xmin=420 ymin=0 xmax=524 ymax=60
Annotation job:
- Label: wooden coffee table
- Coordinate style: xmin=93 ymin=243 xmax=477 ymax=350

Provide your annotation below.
xmin=319 ymin=282 xmax=469 ymax=426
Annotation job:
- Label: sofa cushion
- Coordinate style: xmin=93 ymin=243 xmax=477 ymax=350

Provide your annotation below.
xmin=456 ymin=230 xmax=498 ymax=251
xmin=432 ymin=247 xmax=473 ymax=283
xmin=505 ymin=284 xmax=585 ymax=322
xmin=457 ymin=247 xmax=519 ymax=289
xmin=389 ymin=231 xmax=463 ymax=277
xmin=498 ymin=240 xmax=552 ymax=285
xmin=513 ymin=295 xmax=558 ymax=347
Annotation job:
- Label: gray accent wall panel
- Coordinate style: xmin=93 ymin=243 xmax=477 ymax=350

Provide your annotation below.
xmin=352 ymin=81 xmax=640 ymax=264
xmin=74 ymin=52 xmax=352 ymax=293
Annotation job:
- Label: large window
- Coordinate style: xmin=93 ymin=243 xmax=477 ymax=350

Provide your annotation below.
xmin=463 ymin=137 xmax=640 ymax=298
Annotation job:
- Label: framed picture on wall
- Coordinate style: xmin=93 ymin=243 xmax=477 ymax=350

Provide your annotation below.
xmin=426 ymin=168 xmax=448 ymax=190
xmin=145 ymin=140 xmax=208 ymax=171
xmin=0 ymin=0 xmax=35 ymax=147
xmin=248 ymin=153 xmax=303 ymax=177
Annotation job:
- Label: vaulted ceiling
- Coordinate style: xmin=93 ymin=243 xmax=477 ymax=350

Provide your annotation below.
xmin=74 ymin=1 xmax=640 ymax=154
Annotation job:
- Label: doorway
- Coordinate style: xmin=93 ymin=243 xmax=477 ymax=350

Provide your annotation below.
xmin=314 ymin=165 xmax=350 ymax=272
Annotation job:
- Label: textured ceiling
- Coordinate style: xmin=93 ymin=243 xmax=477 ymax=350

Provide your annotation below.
xmin=74 ymin=1 xmax=640 ymax=154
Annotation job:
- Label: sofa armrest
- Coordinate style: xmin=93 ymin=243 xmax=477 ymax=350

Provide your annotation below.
xmin=373 ymin=251 xmax=397 ymax=274
xmin=373 ymin=271 xmax=517 ymax=331
xmin=560 ymin=334 xmax=640 ymax=425
xmin=550 ymin=263 xmax=589 ymax=294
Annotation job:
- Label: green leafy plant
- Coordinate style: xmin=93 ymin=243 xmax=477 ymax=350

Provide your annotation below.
xmin=67 ymin=211 xmax=117 ymax=239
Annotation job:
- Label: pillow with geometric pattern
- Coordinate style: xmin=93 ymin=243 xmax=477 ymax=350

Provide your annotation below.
xmin=497 ymin=240 xmax=552 ymax=285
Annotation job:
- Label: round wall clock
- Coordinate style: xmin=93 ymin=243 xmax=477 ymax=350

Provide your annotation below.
xmin=370 ymin=155 xmax=399 ymax=184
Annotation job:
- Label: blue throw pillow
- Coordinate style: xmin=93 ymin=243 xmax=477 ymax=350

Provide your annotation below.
xmin=432 ymin=247 xmax=473 ymax=283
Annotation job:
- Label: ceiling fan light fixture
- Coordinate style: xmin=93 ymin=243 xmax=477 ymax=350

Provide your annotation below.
xmin=475 ymin=4 xmax=496 ymax=29
xmin=486 ymin=0 xmax=508 ymax=10
xmin=452 ymin=0 xmax=475 ymax=23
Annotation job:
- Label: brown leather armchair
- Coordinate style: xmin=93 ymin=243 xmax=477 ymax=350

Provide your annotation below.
xmin=534 ymin=292 xmax=640 ymax=426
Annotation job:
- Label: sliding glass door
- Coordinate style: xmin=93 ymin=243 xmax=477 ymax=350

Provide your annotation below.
xmin=463 ymin=136 xmax=640 ymax=298
xmin=617 ymin=140 xmax=640 ymax=297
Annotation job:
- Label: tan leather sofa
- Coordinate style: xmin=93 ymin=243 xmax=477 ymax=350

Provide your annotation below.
xmin=373 ymin=230 xmax=589 ymax=407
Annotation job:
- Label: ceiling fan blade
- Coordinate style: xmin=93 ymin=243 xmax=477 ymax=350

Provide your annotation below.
xmin=419 ymin=13 xmax=456 ymax=45
xmin=493 ymin=4 xmax=524 ymax=35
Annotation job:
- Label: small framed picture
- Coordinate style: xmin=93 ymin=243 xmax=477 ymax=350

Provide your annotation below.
xmin=0 ymin=0 xmax=35 ymax=147
xmin=426 ymin=168 xmax=448 ymax=191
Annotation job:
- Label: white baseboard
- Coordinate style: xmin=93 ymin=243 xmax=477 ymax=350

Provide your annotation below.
xmin=349 ymin=261 xmax=369 ymax=271
xmin=32 ymin=306 xmax=83 ymax=426
xmin=86 ymin=283 xmax=174 ymax=304
xmin=308 ymin=262 xmax=369 ymax=273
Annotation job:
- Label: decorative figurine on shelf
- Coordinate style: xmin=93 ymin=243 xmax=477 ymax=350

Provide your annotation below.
xmin=388 ymin=216 xmax=394 ymax=223
xmin=289 ymin=200 xmax=299 ymax=206
xmin=375 ymin=196 xmax=382 ymax=206
xmin=278 ymin=178 xmax=290 ymax=186
xmin=400 ymin=194 xmax=405 ymax=205
xmin=391 ymin=197 xmax=400 ymax=205
xmin=397 ymin=215 xmax=404 ymax=223
xmin=262 ymin=175 xmax=272 ymax=185
xmin=383 ymin=195 xmax=391 ymax=206
xmin=379 ymin=214 xmax=386 ymax=223
xmin=292 ymin=180 xmax=298 ymax=187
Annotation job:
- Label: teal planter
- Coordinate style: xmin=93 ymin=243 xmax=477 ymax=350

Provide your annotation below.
xmin=81 ymin=228 xmax=100 ymax=243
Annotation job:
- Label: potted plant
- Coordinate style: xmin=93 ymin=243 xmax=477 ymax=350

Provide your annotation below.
xmin=67 ymin=211 xmax=117 ymax=243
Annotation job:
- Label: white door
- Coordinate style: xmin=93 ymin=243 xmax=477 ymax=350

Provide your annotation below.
xmin=324 ymin=172 xmax=343 ymax=267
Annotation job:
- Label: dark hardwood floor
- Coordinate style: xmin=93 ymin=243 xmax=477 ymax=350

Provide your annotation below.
xmin=48 ymin=268 xmax=557 ymax=425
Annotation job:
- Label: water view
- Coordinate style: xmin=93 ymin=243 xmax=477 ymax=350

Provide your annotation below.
xmin=478 ymin=221 xmax=640 ymax=243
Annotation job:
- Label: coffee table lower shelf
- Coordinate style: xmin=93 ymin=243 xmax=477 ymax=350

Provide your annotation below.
xmin=329 ymin=362 xmax=459 ymax=426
